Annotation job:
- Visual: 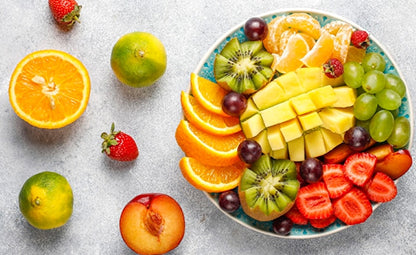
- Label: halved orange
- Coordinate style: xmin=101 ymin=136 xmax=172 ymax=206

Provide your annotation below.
xmin=179 ymin=157 xmax=246 ymax=192
xmin=9 ymin=50 xmax=90 ymax=129
xmin=175 ymin=119 xmax=245 ymax=166
xmin=190 ymin=73 xmax=229 ymax=117
xmin=181 ymin=91 xmax=241 ymax=135
xmin=273 ymin=34 xmax=310 ymax=73
xmin=300 ymin=30 xmax=334 ymax=67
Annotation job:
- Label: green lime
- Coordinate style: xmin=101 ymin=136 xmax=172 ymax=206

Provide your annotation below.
xmin=19 ymin=171 xmax=73 ymax=230
xmin=111 ymin=32 xmax=167 ymax=87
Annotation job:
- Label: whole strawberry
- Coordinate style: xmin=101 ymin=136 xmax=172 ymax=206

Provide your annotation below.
xmin=101 ymin=123 xmax=139 ymax=161
xmin=323 ymin=58 xmax=344 ymax=78
xmin=49 ymin=0 xmax=82 ymax=27
xmin=351 ymin=30 xmax=370 ymax=49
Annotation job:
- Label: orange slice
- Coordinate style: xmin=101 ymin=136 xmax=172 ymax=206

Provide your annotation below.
xmin=179 ymin=157 xmax=246 ymax=192
xmin=175 ymin=119 xmax=245 ymax=166
xmin=181 ymin=91 xmax=241 ymax=135
xmin=332 ymin=24 xmax=353 ymax=63
xmin=300 ymin=30 xmax=334 ymax=67
xmin=273 ymin=34 xmax=310 ymax=73
xmin=346 ymin=45 xmax=367 ymax=63
xmin=9 ymin=50 xmax=90 ymax=129
xmin=190 ymin=73 xmax=229 ymax=117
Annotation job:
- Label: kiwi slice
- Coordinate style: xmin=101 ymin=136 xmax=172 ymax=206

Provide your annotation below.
xmin=238 ymin=155 xmax=300 ymax=221
xmin=214 ymin=37 xmax=274 ymax=94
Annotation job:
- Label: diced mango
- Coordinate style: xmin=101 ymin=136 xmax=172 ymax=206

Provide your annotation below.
xmin=290 ymin=93 xmax=317 ymax=115
xmin=320 ymin=128 xmax=343 ymax=152
xmin=260 ymin=100 xmax=297 ymax=127
xmin=274 ymin=71 xmax=304 ymax=99
xmin=296 ymin=67 xmax=324 ymax=91
xmin=279 ymin=118 xmax=303 ymax=142
xmin=307 ymin=85 xmax=337 ymax=109
xmin=240 ymin=113 xmax=265 ymax=138
xmin=270 ymin=143 xmax=288 ymax=159
xmin=252 ymin=130 xmax=271 ymax=154
xmin=322 ymin=68 xmax=345 ymax=86
xmin=319 ymin=107 xmax=355 ymax=134
xmin=267 ymin=125 xmax=286 ymax=151
xmin=332 ymin=86 xmax=356 ymax=108
xmin=240 ymin=98 xmax=259 ymax=121
xmin=304 ymin=130 xmax=327 ymax=158
xmin=298 ymin=112 xmax=323 ymax=131
xmin=288 ymin=136 xmax=305 ymax=162
xmin=251 ymin=81 xmax=286 ymax=110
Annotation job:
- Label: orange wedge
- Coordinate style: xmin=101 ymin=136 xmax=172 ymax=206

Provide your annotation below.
xmin=273 ymin=34 xmax=310 ymax=73
xmin=181 ymin=91 xmax=241 ymax=135
xmin=9 ymin=50 xmax=90 ymax=129
xmin=301 ymin=30 xmax=334 ymax=67
xmin=190 ymin=73 xmax=229 ymax=117
xmin=332 ymin=24 xmax=353 ymax=63
xmin=179 ymin=157 xmax=246 ymax=192
xmin=175 ymin=119 xmax=245 ymax=166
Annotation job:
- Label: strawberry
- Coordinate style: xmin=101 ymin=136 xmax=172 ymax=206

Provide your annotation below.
xmin=364 ymin=172 xmax=397 ymax=203
xmin=49 ymin=0 xmax=82 ymax=27
xmin=322 ymin=164 xmax=353 ymax=199
xmin=351 ymin=30 xmax=370 ymax=49
xmin=285 ymin=204 xmax=308 ymax=225
xmin=343 ymin=152 xmax=377 ymax=186
xmin=295 ymin=182 xmax=333 ymax=220
xmin=323 ymin=58 xmax=344 ymax=79
xmin=333 ymin=188 xmax=372 ymax=225
xmin=309 ymin=215 xmax=337 ymax=229
xmin=101 ymin=123 xmax=139 ymax=161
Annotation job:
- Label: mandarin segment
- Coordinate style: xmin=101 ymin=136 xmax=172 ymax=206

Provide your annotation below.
xmin=300 ymin=30 xmax=334 ymax=67
xmin=332 ymin=24 xmax=353 ymax=63
xmin=272 ymin=34 xmax=310 ymax=73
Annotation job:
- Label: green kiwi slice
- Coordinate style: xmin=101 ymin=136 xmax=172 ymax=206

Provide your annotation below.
xmin=214 ymin=37 xmax=274 ymax=94
xmin=238 ymin=155 xmax=300 ymax=221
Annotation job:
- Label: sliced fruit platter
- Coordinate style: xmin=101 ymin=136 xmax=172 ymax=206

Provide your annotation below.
xmin=175 ymin=9 xmax=413 ymax=238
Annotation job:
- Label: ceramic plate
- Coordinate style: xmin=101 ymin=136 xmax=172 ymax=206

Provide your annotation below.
xmin=193 ymin=9 xmax=413 ymax=238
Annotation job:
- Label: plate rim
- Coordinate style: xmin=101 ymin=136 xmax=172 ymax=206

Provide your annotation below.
xmin=192 ymin=8 xmax=414 ymax=239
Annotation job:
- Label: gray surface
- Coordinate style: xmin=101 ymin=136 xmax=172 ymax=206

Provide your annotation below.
xmin=1 ymin=0 xmax=415 ymax=254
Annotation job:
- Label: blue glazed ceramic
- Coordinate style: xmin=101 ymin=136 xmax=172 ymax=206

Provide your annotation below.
xmin=193 ymin=9 xmax=413 ymax=239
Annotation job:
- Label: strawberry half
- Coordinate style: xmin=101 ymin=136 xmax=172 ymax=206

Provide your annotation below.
xmin=285 ymin=204 xmax=308 ymax=225
xmin=101 ymin=123 xmax=139 ymax=161
xmin=343 ymin=153 xmax=377 ymax=186
xmin=309 ymin=215 xmax=337 ymax=229
xmin=295 ymin=182 xmax=333 ymax=220
xmin=322 ymin=164 xmax=353 ymax=199
xmin=333 ymin=188 xmax=372 ymax=225
xmin=364 ymin=172 xmax=397 ymax=203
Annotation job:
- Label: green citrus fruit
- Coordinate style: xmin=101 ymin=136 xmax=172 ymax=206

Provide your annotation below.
xmin=18 ymin=171 xmax=73 ymax=230
xmin=111 ymin=32 xmax=167 ymax=87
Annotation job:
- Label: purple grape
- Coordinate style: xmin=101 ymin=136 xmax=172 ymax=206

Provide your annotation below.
xmin=244 ymin=17 xmax=268 ymax=41
xmin=218 ymin=190 xmax=240 ymax=213
xmin=300 ymin=158 xmax=323 ymax=184
xmin=222 ymin=91 xmax=247 ymax=117
xmin=344 ymin=126 xmax=371 ymax=151
xmin=238 ymin=140 xmax=262 ymax=164
xmin=272 ymin=216 xmax=293 ymax=236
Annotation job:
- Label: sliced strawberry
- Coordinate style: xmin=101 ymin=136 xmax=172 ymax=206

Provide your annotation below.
xmin=310 ymin=215 xmax=337 ymax=229
xmin=364 ymin=172 xmax=397 ymax=203
xmin=343 ymin=153 xmax=376 ymax=186
xmin=333 ymin=188 xmax=373 ymax=225
xmin=285 ymin=204 xmax=308 ymax=225
xmin=322 ymin=164 xmax=353 ymax=199
xmin=295 ymin=182 xmax=333 ymax=220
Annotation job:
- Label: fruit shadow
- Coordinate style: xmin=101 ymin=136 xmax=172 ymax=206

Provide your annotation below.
xmin=23 ymin=220 xmax=69 ymax=248
xmin=109 ymin=75 xmax=163 ymax=103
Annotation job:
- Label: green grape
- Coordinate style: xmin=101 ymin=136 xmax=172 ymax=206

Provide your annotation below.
xmin=385 ymin=73 xmax=406 ymax=98
xmin=369 ymin=110 xmax=394 ymax=142
xmin=362 ymin=70 xmax=385 ymax=94
xmin=387 ymin=116 xmax=411 ymax=148
xmin=376 ymin=88 xmax=401 ymax=110
xmin=362 ymin=52 xmax=386 ymax=72
xmin=356 ymin=119 xmax=371 ymax=132
xmin=354 ymin=93 xmax=378 ymax=120
xmin=343 ymin=61 xmax=364 ymax=88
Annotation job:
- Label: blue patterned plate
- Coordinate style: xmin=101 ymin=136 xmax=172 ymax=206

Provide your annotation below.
xmin=193 ymin=9 xmax=413 ymax=239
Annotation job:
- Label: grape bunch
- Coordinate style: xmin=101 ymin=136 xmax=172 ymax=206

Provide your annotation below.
xmin=343 ymin=52 xmax=410 ymax=148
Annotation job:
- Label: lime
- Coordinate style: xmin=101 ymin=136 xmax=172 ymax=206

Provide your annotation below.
xmin=111 ymin=32 xmax=167 ymax=87
xmin=19 ymin=171 xmax=73 ymax=230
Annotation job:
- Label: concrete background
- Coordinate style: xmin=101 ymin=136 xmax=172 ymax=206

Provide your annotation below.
xmin=1 ymin=0 xmax=415 ymax=254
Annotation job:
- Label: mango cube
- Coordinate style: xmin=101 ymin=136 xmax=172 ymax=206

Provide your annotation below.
xmin=267 ymin=125 xmax=286 ymax=151
xmin=288 ymin=136 xmax=305 ymax=162
xmin=298 ymin=112 xmax=323 ymax=131
xmin=274 ymin=71 xmax=304 ymax=99
xmin=260 ymin=101 xmax=297 ymax=127
xmin=319 ymin=107 xmax=355 ymax=134
xmin=290 ymin=93 xmax=317 ymax=115
xmin=296 ymin=67 xmax=324 ymax=91
xmin=332 ymin=86 xmax=356 ymax=108
xmin=304 ymin=130 xmax=327 ymax=158
xmin=252 ymin=81 xmax=286 ymax=110
xmin=279 ymin=118 xmax=303 ymax=142
xmin=307 ymin=85 xmax=337 ymax=109
xmin=240 ymin=98 xmax=259 ymax=121
xmin=270 ymin=143 xmax=288 ymax=160
xmin=252 ymin=130 xmax=271 ymax=154
xmin=320 ymin=128 xmax=344 ymax=152
xmin=240 ymin=113 xmax=265 ymax=138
